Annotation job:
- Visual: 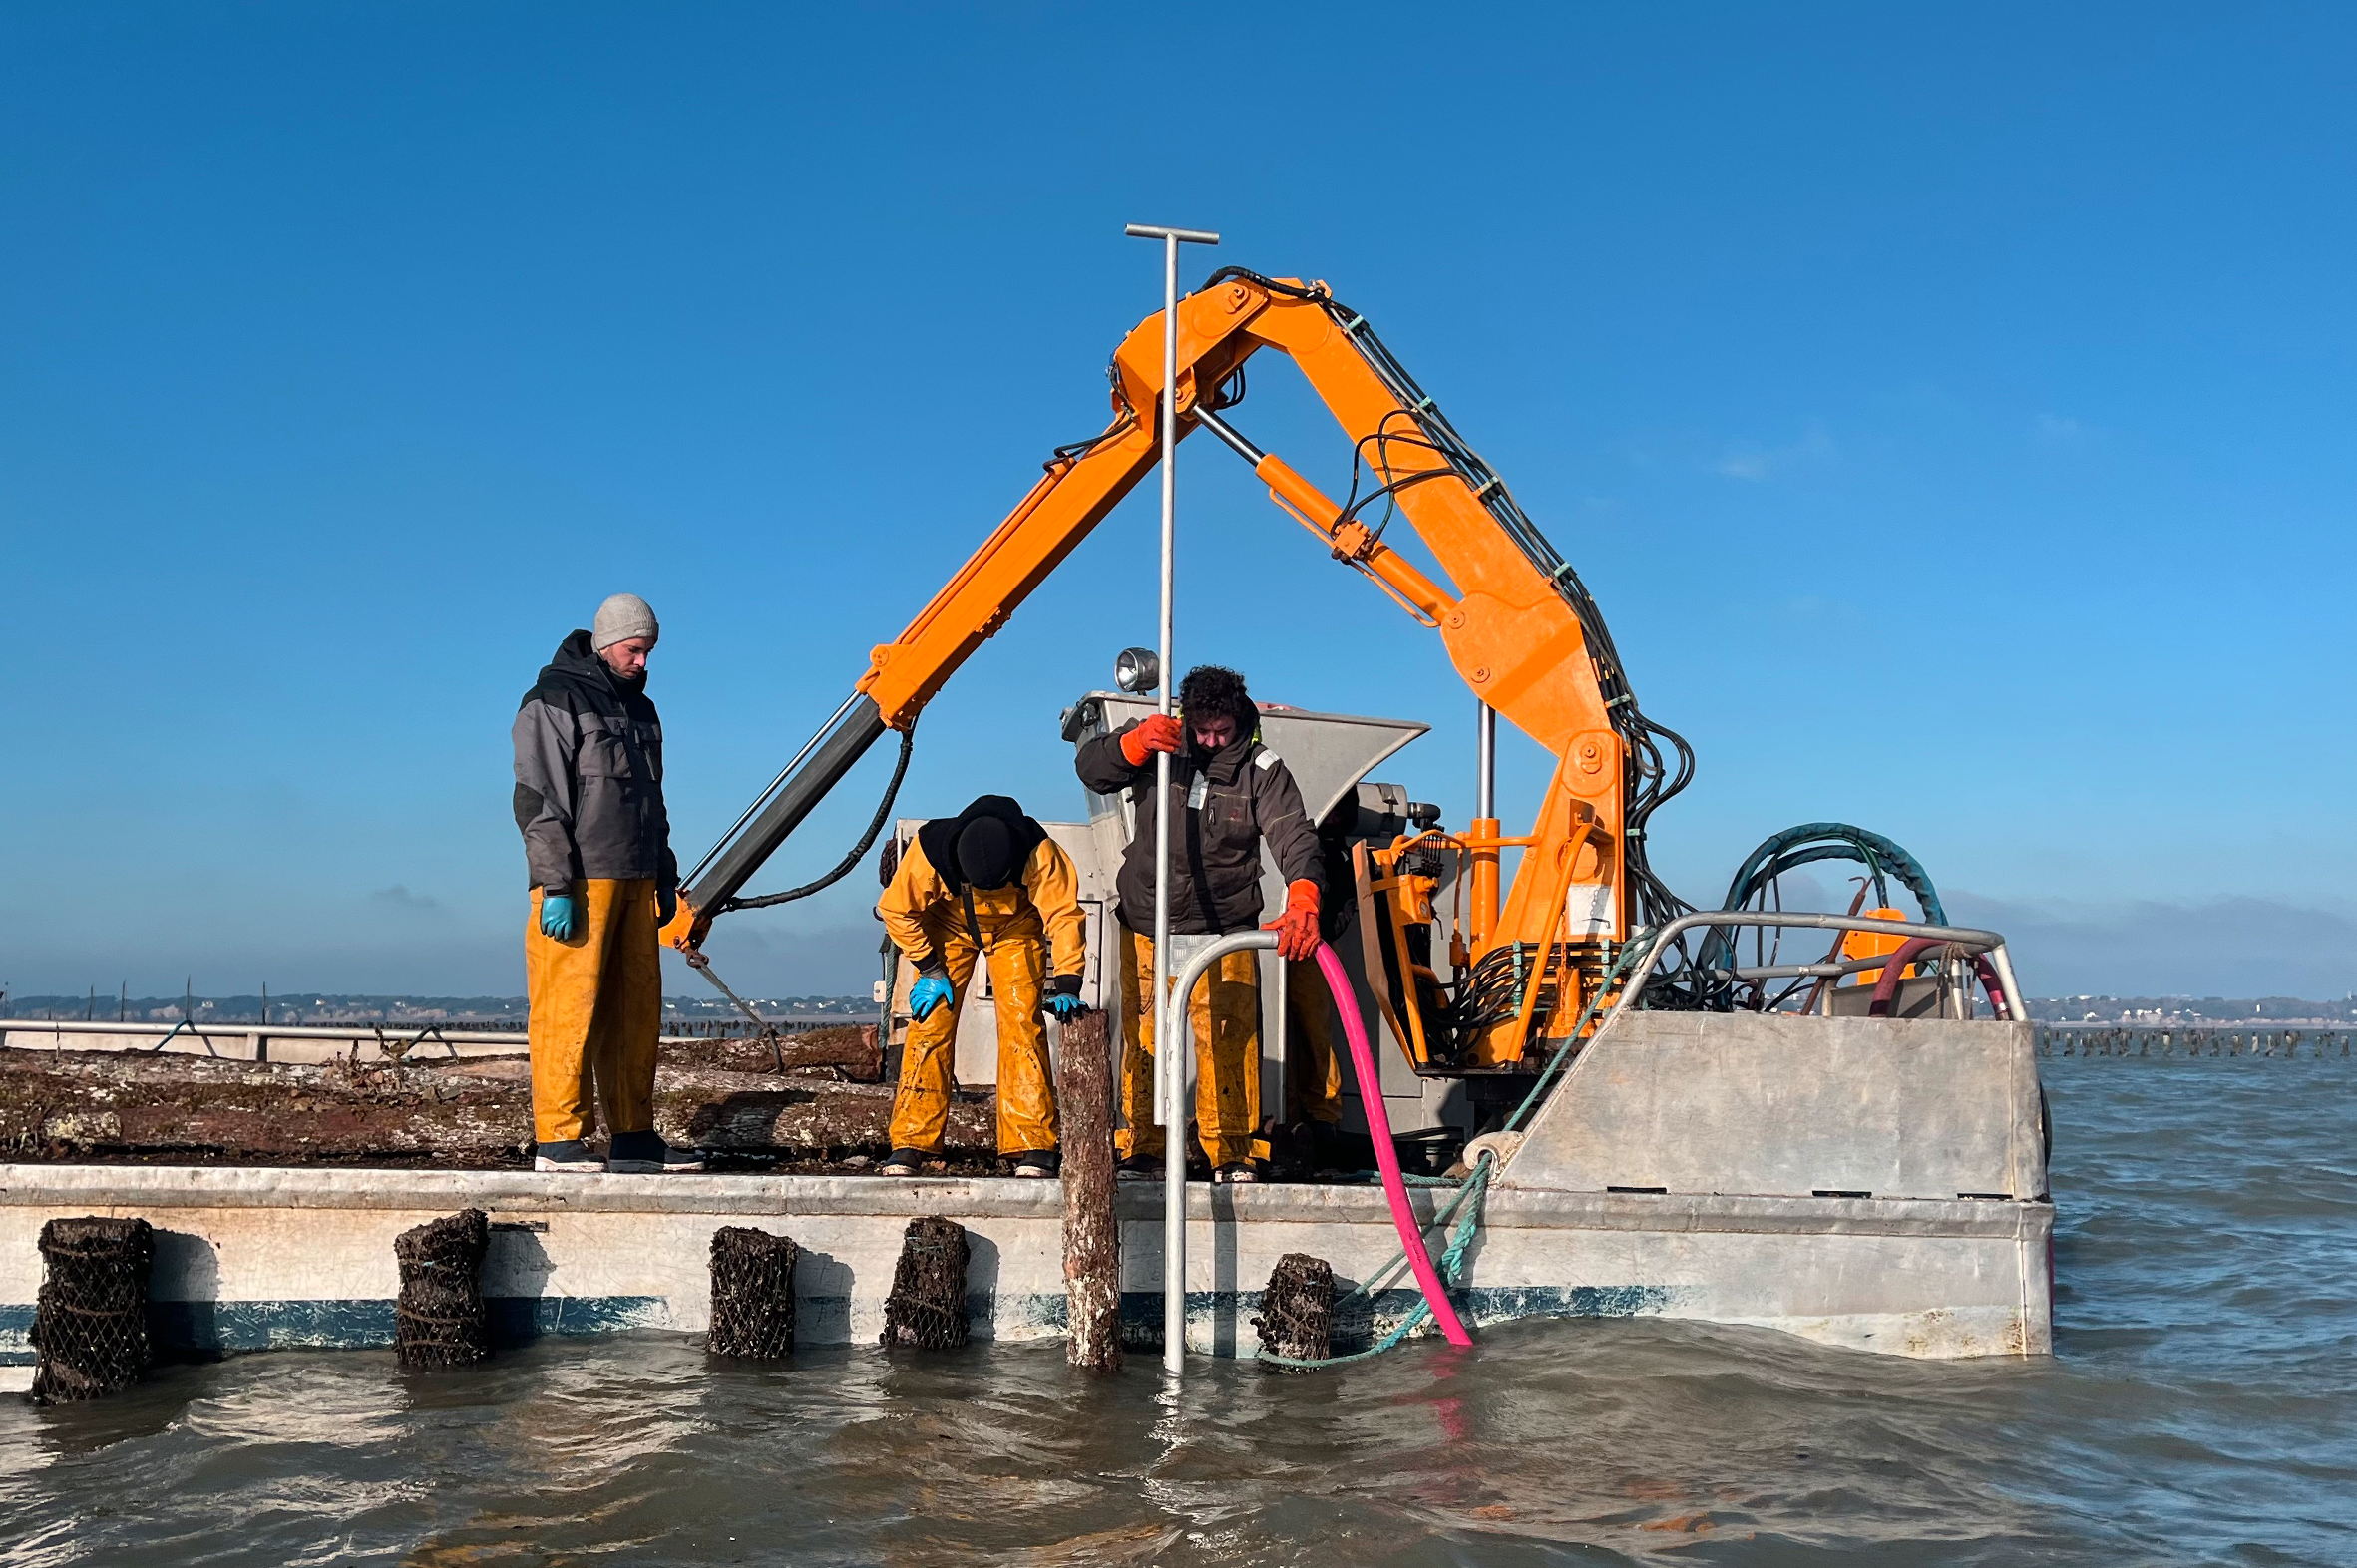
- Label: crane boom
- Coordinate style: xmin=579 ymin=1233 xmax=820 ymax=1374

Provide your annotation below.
xmin=672 ymin=269 xmax=1692 ymax=1063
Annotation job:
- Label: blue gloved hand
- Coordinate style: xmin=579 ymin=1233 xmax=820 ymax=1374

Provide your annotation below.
xmin=1046 ymin=989 xmax=1085 ymax=1020
xmin=540 ymin=892 xmax=582 ymax=941
xmin=656 ymin=883 xmax=677 ymax=927
xmin=910 ymin=974 xmax=954 ymax=1020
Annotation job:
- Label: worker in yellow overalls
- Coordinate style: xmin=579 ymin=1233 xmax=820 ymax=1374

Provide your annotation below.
xmin=877 ymin=795 xmax=1087 ymax=1177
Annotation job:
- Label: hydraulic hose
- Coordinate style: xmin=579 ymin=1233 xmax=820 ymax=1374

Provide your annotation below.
xmin=723 ymin=720 xmax=915 ymax=913
xmin=1865 ymin=937 xmax=2015 ymax=1020
xmin=1314 ymin=941 xmax=1473 ymax=1348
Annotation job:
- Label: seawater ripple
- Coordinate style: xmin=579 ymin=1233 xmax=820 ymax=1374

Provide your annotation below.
xmin=0 ymin=1058 xmax=2351 ymax=1566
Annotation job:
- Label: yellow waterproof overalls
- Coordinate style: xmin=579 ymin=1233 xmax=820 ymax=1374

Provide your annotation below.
xmin=525 ymin=879 xmax=661 ymax=1145
xmin=879 ymin=837 xmax=1087 ymax=1155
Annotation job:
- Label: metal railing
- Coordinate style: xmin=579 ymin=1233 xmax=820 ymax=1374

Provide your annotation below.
xmin=0 ymin=1014 xmax=860 ymax=1062
xmin=1607 ymin=911 xmax=2024 ymax=1027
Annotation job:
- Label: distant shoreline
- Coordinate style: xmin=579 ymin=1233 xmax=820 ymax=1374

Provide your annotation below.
xmin=6 ymin=990 xmax=2352 ymax=1028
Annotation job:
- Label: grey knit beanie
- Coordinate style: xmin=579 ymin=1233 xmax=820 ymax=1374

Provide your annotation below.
xmin=590 ymin=593 xmax=659 ymax=652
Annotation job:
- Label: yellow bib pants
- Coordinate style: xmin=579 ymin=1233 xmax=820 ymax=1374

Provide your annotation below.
xmin=887 ymin=918 xmax=1056 ymax=1157
xmin=525 ymin=879 xmax=660 ymax=1146
xmin=1115 ymin=925 xmax=1263 ymax=1167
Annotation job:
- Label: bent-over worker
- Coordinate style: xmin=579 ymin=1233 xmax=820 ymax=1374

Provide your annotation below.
xmin=877 ymin=794 xmax=1087 ymax=1178
xmin=512 ymin=593 xmax=701 ymax=1175
xmin=1073 ymin=664 xmax=1322 ymax=1183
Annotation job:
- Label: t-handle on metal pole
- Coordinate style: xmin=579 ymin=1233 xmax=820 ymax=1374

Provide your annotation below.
xmin=1123 ymin=221 xmax=1217 ymax=1376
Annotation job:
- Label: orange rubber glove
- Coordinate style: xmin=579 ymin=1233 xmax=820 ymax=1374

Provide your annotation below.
xmin=1267 ymin=879 xmax=1321 ymax=962
xmin=1119 ymin=713 xmax=1183 ymax=767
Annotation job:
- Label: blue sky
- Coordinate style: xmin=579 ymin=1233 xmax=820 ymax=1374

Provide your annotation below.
xmin=5 ymin=4 xmax=2353 ymax=1001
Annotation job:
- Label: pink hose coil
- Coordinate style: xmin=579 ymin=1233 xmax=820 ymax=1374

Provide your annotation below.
xmin=1312 ymin=942 xmax=1474 ymax=1348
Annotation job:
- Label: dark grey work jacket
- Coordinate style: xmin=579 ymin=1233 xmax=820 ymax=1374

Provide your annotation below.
xmin=1074 ymin=719 xmax=1321 ymax=936
xmin=512 ymin=631 xmax=677 ymax=892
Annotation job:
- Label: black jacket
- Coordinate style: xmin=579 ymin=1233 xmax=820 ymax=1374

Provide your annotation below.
xmin=511 ymin=631 xmax=676 ymax=891
xmin=914 ymin=795 xmax=1051 ymax=898
xmin=1075 ymin=718 xmax=1321 ymax=935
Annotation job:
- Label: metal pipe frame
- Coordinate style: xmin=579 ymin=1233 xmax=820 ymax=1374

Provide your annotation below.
xmin=1121 ymin=222 xmax=1218 ymax=1202
xmin=1606 ymin=911 xmax=2023 ymax=1028
xmin=1157 ymin=929 xmax=1277 ymax=1377
xmin=1732 ymin=947 xmax=1988 ymax=982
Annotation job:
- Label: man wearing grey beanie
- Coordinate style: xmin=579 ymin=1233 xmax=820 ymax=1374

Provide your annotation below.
xmin=511 ymin=593 xmax=699 ymax=1174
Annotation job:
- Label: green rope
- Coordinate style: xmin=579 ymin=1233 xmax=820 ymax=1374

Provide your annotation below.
xmin=1499 ymin=932 xmax=1657 ymax=1136
xmin=1253 ymin=929 xmax=1659 ymax=1371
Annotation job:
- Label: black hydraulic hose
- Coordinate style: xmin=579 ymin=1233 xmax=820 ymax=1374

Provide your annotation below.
xmin=723 ymin=721 xmax=916 ymax=913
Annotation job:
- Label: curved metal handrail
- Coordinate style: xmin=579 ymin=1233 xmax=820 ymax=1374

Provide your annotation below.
xmin=1607 ymin=911 xmax=2023 ymax=1028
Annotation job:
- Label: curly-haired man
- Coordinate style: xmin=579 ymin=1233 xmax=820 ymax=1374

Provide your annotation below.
xmin=1073 ymin=664 xmax=1322 ymax=1182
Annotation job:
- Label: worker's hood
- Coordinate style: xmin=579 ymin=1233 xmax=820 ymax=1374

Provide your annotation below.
xmin=1187 ymin=728 xmax=1257 ymax=785
xmin=918 ymin=795 xmax=1048 ymax=895
xmin=540 ymin=628 xmax=646 ymax=699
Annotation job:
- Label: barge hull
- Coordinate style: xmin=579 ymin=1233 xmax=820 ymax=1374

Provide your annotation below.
xmin=0 ymin=1164 xmax=2050 ymax=1387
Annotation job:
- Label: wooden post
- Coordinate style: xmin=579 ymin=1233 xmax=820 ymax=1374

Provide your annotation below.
xmin=1056 ymin=1008 xmax=1120 ymax=1371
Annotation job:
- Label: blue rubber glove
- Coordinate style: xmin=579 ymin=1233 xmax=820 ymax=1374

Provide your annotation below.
xmin=656 ymin=883 xmax=677 ymax=927
xmin=540 ymin=892 xmax=582 ymax=941
xmin=910 ymin=974 xmax=954 ymax=1020
xmin=1046 ymin=991 xmax=1085 ymax=1020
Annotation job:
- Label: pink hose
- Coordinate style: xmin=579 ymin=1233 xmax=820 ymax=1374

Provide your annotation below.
xmin=1312 ymin=942 xmax=1474 ymax=1348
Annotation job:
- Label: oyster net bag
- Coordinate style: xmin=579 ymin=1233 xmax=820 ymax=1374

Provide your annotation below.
xmin=394 ymin=1208 xmax=490 ymax=1372
xmin=30 ymin=1216 xmax=154 ymax=1404
xmin=880 ymin=1216 xmax=970 ymax=1351
xmin=1254 ymin=1252 xmax=1335 ymax=1370
xmin=708 ymin=1226 xmax=799 ymax=1359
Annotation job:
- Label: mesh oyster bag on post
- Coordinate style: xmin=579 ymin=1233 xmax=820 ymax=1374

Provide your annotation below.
xmin=29 ymin=1216 xmax=154 ymax=1404
xmin=1254 ymin=1253 xmax=1335 ymax=1371
xmin=880 ymin=1216 xmax=970 ymax=1351
xmin=394 ymin=1208 xmax=491 ymax=1372
xmin=708 ymin=1226 xmax=799 ymax=1359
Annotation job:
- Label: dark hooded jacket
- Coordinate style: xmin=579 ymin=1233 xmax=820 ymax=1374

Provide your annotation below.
xmin=914 ymin=795 xmax=1049 ymax=899
xmin=511 ymin=630 xmax=676 ymax=892
xmin=879 ymin=795 xmax=1086 ymax=987
xmin=1074 ymin=718 xmax=1321 ymax=935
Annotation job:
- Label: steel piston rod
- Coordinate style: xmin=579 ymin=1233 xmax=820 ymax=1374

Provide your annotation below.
xmin=678 ymin=693 xmax=890 ymax=920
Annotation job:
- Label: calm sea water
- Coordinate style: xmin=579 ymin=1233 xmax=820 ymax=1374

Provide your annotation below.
xmin=2 ymin=1059 xmax=2352 ymax=1566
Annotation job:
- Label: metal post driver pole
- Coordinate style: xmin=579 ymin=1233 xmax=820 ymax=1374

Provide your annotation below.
xmin=1123 ymin=221 xmax=1216 ymax=1376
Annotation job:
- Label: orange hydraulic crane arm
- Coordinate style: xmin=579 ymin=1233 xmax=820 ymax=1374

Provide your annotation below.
xmin=676 ymin=270 xmax=1693 ymax=983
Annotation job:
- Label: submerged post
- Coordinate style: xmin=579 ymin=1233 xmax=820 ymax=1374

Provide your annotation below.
xmin=1122 ymin=220 xmax=1218 ymax=1378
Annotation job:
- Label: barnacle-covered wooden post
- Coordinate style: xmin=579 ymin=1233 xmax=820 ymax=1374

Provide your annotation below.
xmin=1055 ymin=1008 xmax=1120 ymax=1371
